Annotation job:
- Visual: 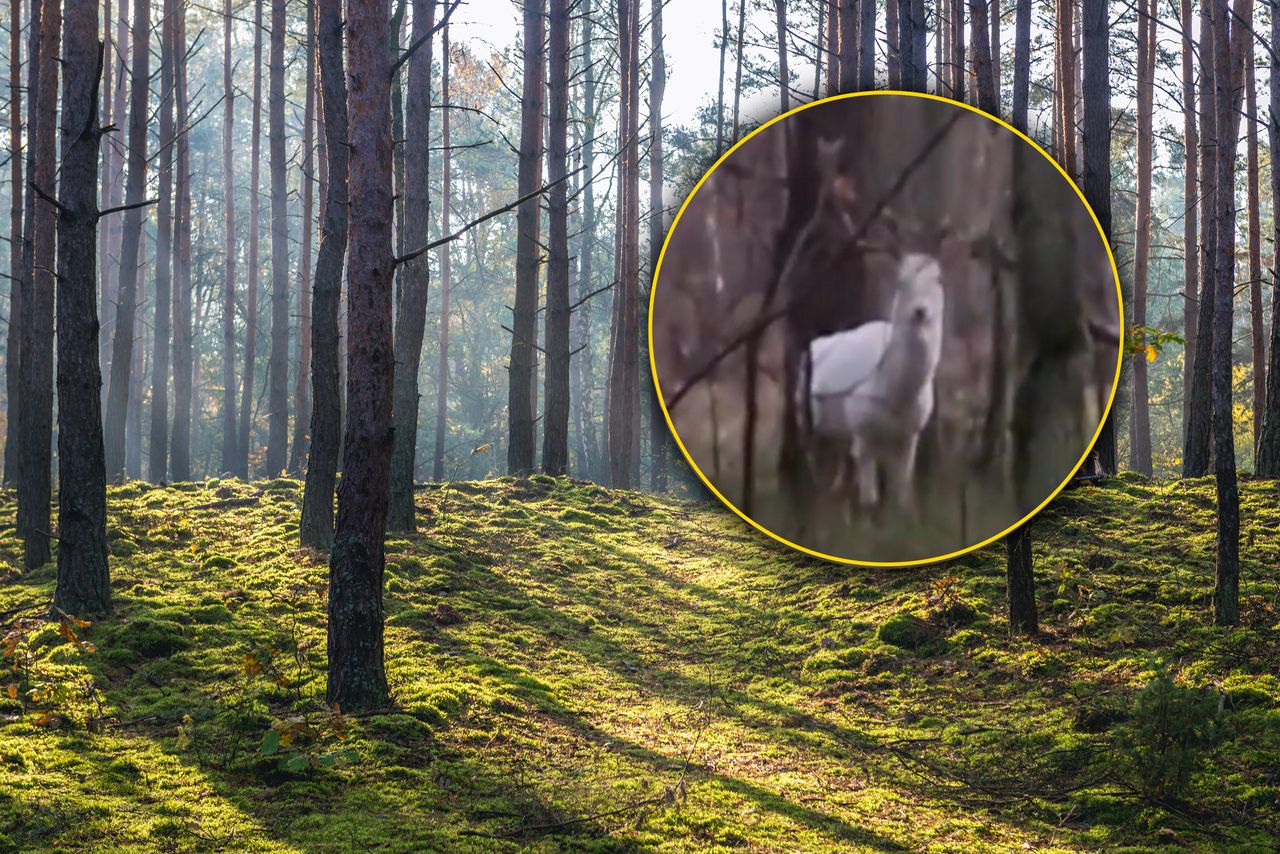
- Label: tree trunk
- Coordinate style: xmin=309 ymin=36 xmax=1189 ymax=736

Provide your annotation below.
xmin=826 ymin=0 xmax=839 ymax=97
xmin=1011 ymin=0 xmax=1030 ymax=132
xmin=1185 ymin=0 xmax=1216 ymax=477
xmin=647 ymin=0 xmax=667 ymax=492
xmin=150 ymin=0 xmax=177 ymax=483
xmin=886 ymin=0 xmax=900 ymax=87
xmin=1057 ymin=0 xmax=1076 ymax=175
xmin=1258 ymin=0 xmax=1280 ymax=475
xmin=239 ymin=0 xmax=264 ymax=478
xmin=717 ymin=0 xmax=728 ymax=154
xmin=507 ymin=0 xmax=544 ymax=475
xmin=221 ymin=0 xmax=238 ymax=474
xmin=1247 ymin=57 xmax=1263 ymax=453
xmin=291 ymin=0 xmax=317 ymax=475
xmin=301 ymin=0 xmax=349 ymax=550
xmin=732 ymin=0 xmax=748 ymax=136
xmin=992 ymin=0 xmax=1001 ymax=104
xmin=431 ymin=25 xmax=452 ymax=483
xmin=102 ymin=5 xmax=129 ymax=389
xmin=18 ymin=0 xmax=57 ymax=568
xmin=858 ymin=0 xmax=875 ymax=88
xmin=608 ymin=0 xmax=641 ymax=488
xmin=390 ymin=0 xmax=406 ymax=261
xmin=573 ymin=2 xmax=601 ymax=481
xmin=3 ymin=0 xmax=20 ymax=485
xmin=172 ymin=2 xmax=193 ymax=481
xmin=327 ymin=0 xmax=394 ymax=711
xmin=970 ymin=0 xmax=997 ymax=113
xmin=1211 ymin=0 xmax=1249 ymax=626
xmin=1005 ymin=524 xmax=1038 ymax=634
xmin=952 ymin=0 xmax=965 ymax=100
xmin=1182 ymin=0 xmax=1198 ymax=444
xmin=54 ymin=0 xmax=111 ymax=615
xmin=542 ymin=0 xmax=571 ymax=476
xmin=1130 ymin=0 xmax=1154 ymax=475
xmin=775 ymin=0 xmax=789 ymax=111
xmin=266 ymin=0 xmax=291 ymax=475
xmin=387 ymin=0 xmax=437 ymax=530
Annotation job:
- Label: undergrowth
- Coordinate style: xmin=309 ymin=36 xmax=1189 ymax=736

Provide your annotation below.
xmin=0 ymin=472 xmax=1277 ymax=851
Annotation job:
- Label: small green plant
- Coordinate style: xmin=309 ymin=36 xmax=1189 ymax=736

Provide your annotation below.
xmin=1125 ymin=325 xmax=1184 ymax=363
xmin=1114 ymin=666 xmax=1221 ymax=802
xmin=259 ymin=706 xmax=359 ymax=773
xmin=2 ymin=613 xmax=99 ymax=728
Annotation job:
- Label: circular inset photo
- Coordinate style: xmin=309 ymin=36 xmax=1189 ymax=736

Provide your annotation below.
xmin=650 ymin=93 xmax=1123 ymax=566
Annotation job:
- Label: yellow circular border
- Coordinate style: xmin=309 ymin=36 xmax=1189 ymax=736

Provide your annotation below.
xmin=648 ymin=90 xmax=1126 ymax=568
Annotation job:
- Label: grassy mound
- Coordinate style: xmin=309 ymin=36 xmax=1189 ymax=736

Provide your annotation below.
xmin=1 ymin=474 xmax=1278 ymax=851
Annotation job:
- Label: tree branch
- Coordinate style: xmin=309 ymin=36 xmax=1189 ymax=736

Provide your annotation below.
xmin=389 ymin=0 xmax=463 ymax=77
xmin=97 ymin=198 xmax=159 ymax=221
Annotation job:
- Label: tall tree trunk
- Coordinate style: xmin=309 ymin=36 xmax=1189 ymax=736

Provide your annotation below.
xmin=126 ymin=265 xmax=146 ymax=480
xmin=102 ymin=4 xmax=129 ymax=389
xmin=859 ymin=0 xmax=875 ymax=88
xmin=886 ymin=0 xmax=900 ymax=87
xmin=3 ymin=0 xmax=21 ymax=485
xmin=573 ymin=2 xmax=601 ymax=481
xmin=387 ymin=0 xmax=437 ymax=530
xmin=150 ymin=0 xmax=177 ymax=483
xmin=775 ymin=0 xmax=789 ymax=111
xmin=266 ymin=0 xmax=290 ymax=475
xmin=608 ymin=0 xmax=641 ymax=488
xmin=1247 ymin=56 xmax=1263 ymax=452
xmin=1082 ymin=0 xmax=1115 ymax=474
xmin=542 ymin=0 xmax=571 ymax=476
xmin=54 ymin=0 xmax=111 ymax=615
xmin=97 ymin=0 xmax=112 ymax=390
xmin=839 ymin=0 xmax=856 ymax=92
xmin=172 ymin=3 xmax=193 ymax=480
xmin=507 ymin=0 xmax=544 ymax=475
xmin=221 ymin=0 xmax=238 ymax=473
xmin=291 ymin=0 xmax=317 ymax=475
xmin=390 ymin=0 xmax=406 ymax=261
xmin=992 ymin=0 xmax=1001 ymax=104
xmin=239 ymin=0 xmax=264 ymax=478
xmin=301 ymin=0 xmax=348 ymax=550
xmin=732 ymin=0 xmax=748 ymax=137
xmin=1005 ymin=524 xmax=1038 ymax=634
xmin=1182 ymin=0 xmax=1197 ymax=443
xmin=912 ymin=0 xmax=926 ymax=90
xmin=1211 ymin=0 xmax=1249 ymax=626
xmin=825 ymin=0 xmax=839 ymax=96
xmin=717 ymin=0 xmax=728 ymax=154
xmin=970 ymin=0 xmax=996 ymax=113
xmin=1011 ymin=0 xmax=1030 ymax=131
xmin=18 ymin=0 xmax=58 ymax=568
xmin=647 ymin=0 xmax=667 ymax=491
xmin=327 ymin=0 xmax=395 ymax=711
xmin=431 ymin=25 xmax=452 ymax=482
xmin=1130 ymin=0 xmax=1154 ymax=475
xmin=1258 ymin=0 xmax=1280 ymax=474
xmin=1185 ymin=0 xmax=1216 ymax=477
xmin=1057 ymin=0 xmax=1076 ymax=175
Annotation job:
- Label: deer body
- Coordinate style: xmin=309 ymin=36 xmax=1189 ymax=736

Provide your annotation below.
xmin=802 ymin=254 xmax=946 ymax=511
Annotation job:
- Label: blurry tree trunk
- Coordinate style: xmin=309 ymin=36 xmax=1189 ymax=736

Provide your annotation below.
xmin=327 ymin=0 xmax=395 ymax=711
xmin=1211 ymin=0 xmax=1249 ymax=626
xmin=886 ymin=0 xmax=900 ymax=87
xmin=4 ymin=0 xmax=20 ymax=485
xmin=508 ymin=0 xmax=544 ymax=475
xmin=172 ymin=3 xmax=193 ymax=481
xmin=18 ymin=0 xmax=57 ymax=568
xmin=859 ymin=0 xmax=874 ymax=88
xmin=573 ymin=3 xmax=601 ymax=481
xmin=1011 ymin=0 xmax=1030 ymax=131
xmin=608 ymin=0 xmax=641 ymax=488
xmin=239 ymin=0 xmax=264 ymax=478
xmin=291 ymin=0 xmax=317 ymax=474
xmin=388 ymin=0 xmax=436 ymax=530
xmin=390 ymin=0 xmax=406 ymax=261
xmin=54 ymin=1 xmax=111 ymax=615
xmin=912 ymin=0 xmax=926 ymax=89
xmin=647 ymin=0 xmax=667 ymax=491
xmin=221 ymin=0 xmax=238 ymax=473
xmin=126 ymin=280 xmax=145 ymax=479
xmin=97 ymin=0 xmax=111 ymax=387
xmin=301 ymin=0 xmax=349 ymax=550
xmin=992 ymin=0 xmax=1000 ymax=103
xmin=431 ymin=25 xmax=452 ymax=482
xmin=1005 ymin=524 xmax=1038 ymax=634
xmin=1181 ymin=0 xmax=1197 ymax=441
xmin=149 ymin=0 xmax=176 ymax=484
xmin=1258 ymin=0 xmax=1280 ymax=475
xmin=839 ymin=0 xmax=856 ymax=92
xmin=542 ymin=0 xmax=570 ymax=475
xmin=951 ymin=0 xmax=964 ymax=100
xmin=897 ymin=0 xmax=915 ymax=90
xmin=1185 ymin=0 xmax=1216 ymax=477
xmin=266 ymin=0 xmax=291 ymax=475
xmin=970 ymin=0 xmax=996 ymax=113
xmin=103 ymin=6 xmax=128 ymax=385
xmin=1081 ymin=0 xmax=1115 ymax=474
xmin=826 ymin=0 xmax=838 ymax=96
xmin=1057 ymin=0 xmax=1076 ymax=175
xmin=1130 ymin=0 xmax=1153 ymax=475
xmin=732 ymin=0 xmax=747 ymax=137
xmin=1247 ymin=58 xmax=1263 ymax=451
xmin=775 ymin=0 xmax=789 ymax=111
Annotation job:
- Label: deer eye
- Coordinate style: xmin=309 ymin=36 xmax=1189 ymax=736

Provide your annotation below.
xmin=912 ymin=306 xmax=928 ymax=322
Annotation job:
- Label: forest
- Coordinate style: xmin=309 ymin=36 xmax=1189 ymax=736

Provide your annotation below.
xmin=0 ymin=0 xmax=1279 ymax=849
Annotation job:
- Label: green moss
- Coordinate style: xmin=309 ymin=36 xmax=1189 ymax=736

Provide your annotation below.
xmin=877 ymin=613 xmax=937 ymax=651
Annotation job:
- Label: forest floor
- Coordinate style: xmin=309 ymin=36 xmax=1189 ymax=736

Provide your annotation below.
xmin=0 ymin=474 xmax=1278 ymax=852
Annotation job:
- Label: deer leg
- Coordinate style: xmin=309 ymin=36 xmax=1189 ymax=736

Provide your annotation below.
xmin=852 ymin=435 xmax=879 ymax=510
xmin=888 ymin=432 xmax=921 ymax=515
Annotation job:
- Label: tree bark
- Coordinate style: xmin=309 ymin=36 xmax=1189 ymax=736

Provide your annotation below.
xmin=825 ymin=0 xmax=838 ymax=97
xmin=327 ymin=0 xmax=395 ymax=711
xmin=859 ymin=0 xmax=875 ymax=88
xmin=302 ymin=0 xmax=349 ymax=550
xmin=239 ymin=0 xmax=264 ymax=478
xmin=1130 ymin=0 xmax=1154 ymax=475
xmin=1247 ymin=56 xmax=1263 ymax=453
xmin=431 ymin=25 xmax=452 ymax=482
xmin=54 ymin=1 xmax=111 ymax=615
xmin=172 ymin=2 xmax=193 ymax=481
xmin=221 ymin=0 xmax=238 ymax=474
xmin=1185 ymin=0 xmax=1216 ymax=477
xmin=732 ymin=0 xmax=748 ymax=137
xmin=886 ymin=0 xmax=900 ymax=87
xmin=1057 ymin=0 xmax=1076 ymax=176
xmin=970 ymin=0 xmax=997 ymax=113
xmin=149 ymin=0 xmax=177 ymax=483
xmin=775 ymin=0 xmax=789 ymax=111
xmin=839 ymin=0 xmax=856 ymax=93
xmin=1257 ymin=0 xmax=1280 ymax=475
xmin=1011 ymin=0 xmax=1030 ymax=132
xmin=266 ymin=0 xmax=291 ymax=475
xmin=992 ymin=0 xmax=1001 ymax=104
xmin=3 ymin=0 xmax=20 ymax=485
xmin=542 ymin=0 xmax=571 ymax=476
xmin=1005 ymin=524 xmax=1038 ymax=634
xmin=387 ymin=0 xmax=437 ymax=529
xmin=573 ymin=2 xmax=601 ymax=481
xmin=17 ymin=0 xmax=57 ymax=568
xmin=1181 ymin=0 xmax=1197 ymax=443
xmin=507 ymin=0 xmax=544 ymax=475
xmin=647 ymin=0 xmax=667 ymax=492
xmin=291 ymin=0 xmax=317 ymax=476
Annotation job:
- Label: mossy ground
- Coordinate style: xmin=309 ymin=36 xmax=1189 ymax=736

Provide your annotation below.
xmin=0 ymin=473 xmax=1278 ymax=852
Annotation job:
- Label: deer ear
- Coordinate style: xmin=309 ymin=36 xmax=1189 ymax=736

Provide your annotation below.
xmin=816 ymin=137 xmax=844 ymax=172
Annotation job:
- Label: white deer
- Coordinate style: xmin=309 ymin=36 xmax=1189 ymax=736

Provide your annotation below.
xmin=800 ymin=253 xmax=946 ymax=513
